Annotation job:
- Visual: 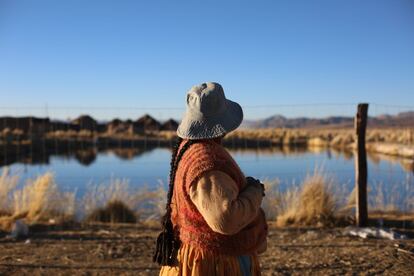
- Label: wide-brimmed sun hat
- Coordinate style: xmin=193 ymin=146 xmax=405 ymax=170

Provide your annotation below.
xmin=177 ymin=82 xmax=243 ymax=140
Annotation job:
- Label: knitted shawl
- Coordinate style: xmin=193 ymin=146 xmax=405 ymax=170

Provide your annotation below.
xmin=171 ymin=139 xmax=267 ymax=256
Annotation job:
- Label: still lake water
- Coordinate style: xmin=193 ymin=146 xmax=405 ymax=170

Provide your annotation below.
xmin=2 ymin=147 xmax=414 ymax=212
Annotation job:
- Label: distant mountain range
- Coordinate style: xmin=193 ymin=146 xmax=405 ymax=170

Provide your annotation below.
xmin=241 ymin=111 xmax=414 ymax=129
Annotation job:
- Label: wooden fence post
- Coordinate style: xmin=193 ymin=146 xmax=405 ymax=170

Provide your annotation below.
xmin=354 ymin=103 xmax=369 ymax=227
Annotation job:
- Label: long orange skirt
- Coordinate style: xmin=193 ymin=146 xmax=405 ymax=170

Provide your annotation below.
xmin=159 ymin=243 xmax=261 ymax=276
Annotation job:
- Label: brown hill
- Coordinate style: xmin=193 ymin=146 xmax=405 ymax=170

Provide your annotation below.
xmin=241 ymin=111 xmax=414 ymax=129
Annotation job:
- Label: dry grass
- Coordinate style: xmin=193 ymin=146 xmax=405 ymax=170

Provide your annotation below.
xmin=80 ymin=178 xmax=165 ymax=224
xmin=226 ymin=128 xmax=309 ymax=145
xmin=345 ymin=177 xmax=414 ymax=214
xmin=0 ymin=170 xmax=166 ymax=230
xmin=260 ymin=179 xmax=281 ymax=220
xmin=367 ymin=143 xmax=414 ymax=159
xmin=275 ymin=169 xmax=343 ymax=227
xmin=0 ymin=168 xmax=19 ymax=215
xmin=228 ymin=128 xmax=414 ymax=148
xmin=0 ymin=169 xmax=76 ymax=232
xmin=226 ymin=128 xmax=414 ymax=160
xmin=12 ymin=172 xmax=75 ymax=222
xmin=81 ymin=178 xmax=135 ymax=219
xmin=1 ymin=165 xmax=412 ymax=230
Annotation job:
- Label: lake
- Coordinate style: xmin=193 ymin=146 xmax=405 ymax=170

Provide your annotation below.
xmin=1 ymin=145 xmax=413 ymax=213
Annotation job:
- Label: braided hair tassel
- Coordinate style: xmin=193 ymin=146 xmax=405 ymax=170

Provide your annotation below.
xmin=153 ymin=138 xmax=197 ymax=266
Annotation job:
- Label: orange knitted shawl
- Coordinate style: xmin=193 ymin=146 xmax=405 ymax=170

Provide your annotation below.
xmin=171 ymin=139 xmax=267 ymax=255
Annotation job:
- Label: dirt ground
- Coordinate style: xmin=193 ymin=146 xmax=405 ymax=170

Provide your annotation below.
xmin=0 ymin=223 xmax=413 ymax=276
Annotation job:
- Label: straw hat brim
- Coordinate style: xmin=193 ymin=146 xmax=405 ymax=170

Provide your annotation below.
xmin=177 ymin=99 xmax=243 ymax=140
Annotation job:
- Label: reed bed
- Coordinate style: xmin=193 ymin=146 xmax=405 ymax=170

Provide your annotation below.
xmin=0 ymin=169 xmax=165 ymax=231
xmin=6 ymin=127 xmax=414 ymax=147
xmin=225 ymin=128 xmax=414 ymax=160
xmin=228 ymin=128 xmax=414 ymax=147
xmin=1 ymin=168 xmax=413 ymax=232
xmin=0 ymin=168 xmax=75 ymax=222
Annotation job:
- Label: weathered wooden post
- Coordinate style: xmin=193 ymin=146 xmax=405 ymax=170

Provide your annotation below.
xmin=354 ymin=103 xmax=369 ymax=227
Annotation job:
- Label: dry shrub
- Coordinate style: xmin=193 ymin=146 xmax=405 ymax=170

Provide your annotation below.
xmin=81 ymin=178 xmax=166 ymax=223
xmin=276 ymin=170 xmax=338 ymax=227
xmin=81 ymin=178 xmax=135 ymax=221
xmin=86 ymin=200 xmax=136 ymax=223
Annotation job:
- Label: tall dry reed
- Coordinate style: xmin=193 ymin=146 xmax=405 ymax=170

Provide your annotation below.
xmin=12 ymin=172 xmax=75 ymax=222
xmin=0 ymin=169 xmax=76 ymax=232
xmin=275 ymin=169 xmax=339 ymax=227
xmin=0 ymin=168 xmax=19 ymax=216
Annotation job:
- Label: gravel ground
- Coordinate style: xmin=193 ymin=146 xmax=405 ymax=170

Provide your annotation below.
xmin=0 ymin=223 xmax=413 ymax=275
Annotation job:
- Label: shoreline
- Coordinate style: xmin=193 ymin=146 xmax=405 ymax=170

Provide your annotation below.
xmin=0 ymin=134 xmax=412 ymax=167
xmin=0 ymin=223 xmax=413 ymax=275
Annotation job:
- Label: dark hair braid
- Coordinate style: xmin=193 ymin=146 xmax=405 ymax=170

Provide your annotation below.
xmin=153 ymin=137 xmax=198 ymax=266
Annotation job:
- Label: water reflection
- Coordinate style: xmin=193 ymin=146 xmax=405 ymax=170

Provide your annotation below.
xmin=367 ymin=152 xmax=414 ymax=174
xmin=0 ymin=141 xmax=160 ymax=167
xmin=1 ymin=142 xmax=413 ymax=175
xmin=74 ymin=149 xmax=97 ymax=166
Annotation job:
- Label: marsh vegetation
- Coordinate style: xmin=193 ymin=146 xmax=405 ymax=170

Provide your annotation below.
xmin=1 ymin=167 xmax=413 ymax=233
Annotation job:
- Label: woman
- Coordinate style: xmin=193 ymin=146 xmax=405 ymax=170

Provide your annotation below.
xmin=153 ymin=82 xmax=268 ymax=275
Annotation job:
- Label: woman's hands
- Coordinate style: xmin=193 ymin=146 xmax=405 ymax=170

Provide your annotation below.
xmin=245 ymin=176 xmax=265 ymax=197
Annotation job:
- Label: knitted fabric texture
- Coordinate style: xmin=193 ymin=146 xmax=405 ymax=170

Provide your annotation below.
xmin=171 ymin=139 xmax=268 ymax=255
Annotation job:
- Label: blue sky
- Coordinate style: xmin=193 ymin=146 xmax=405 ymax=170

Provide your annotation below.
xmin=0 ymin=0 xmax=413 ymax=121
